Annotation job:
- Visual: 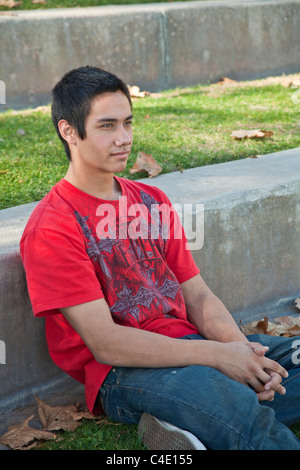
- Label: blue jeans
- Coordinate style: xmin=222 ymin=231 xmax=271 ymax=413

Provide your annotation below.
xmin=99 ymin=334 xmax=300 ymax=450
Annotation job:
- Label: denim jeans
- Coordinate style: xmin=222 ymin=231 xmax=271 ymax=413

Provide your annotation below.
xmin=98 ymin=333 xmax=300 ymax=450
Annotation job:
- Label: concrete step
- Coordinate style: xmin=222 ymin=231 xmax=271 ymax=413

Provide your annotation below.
xmin=1 ymin=0 xmax=300 ymax=109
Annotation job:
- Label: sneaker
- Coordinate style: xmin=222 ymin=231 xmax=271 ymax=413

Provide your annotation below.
xmin=138 ymin=413 xmax=206 ymax=450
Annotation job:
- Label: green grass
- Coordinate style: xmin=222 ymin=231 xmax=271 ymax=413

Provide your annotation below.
xmin=291 ymin=422 xmax=300 ymax=441
xmin=0 ymin=0 xmax=198 ymax=11
xmin=35 ymin=417 xmax=146 ymax=450
xmin=36 ymin=416 xmax=300 ymax=450
xmin=1 ymin=77 xmax=300 ymax=210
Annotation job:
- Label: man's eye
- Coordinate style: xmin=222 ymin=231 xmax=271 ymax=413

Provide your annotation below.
xmin=124 ymin=120 xmax=132 ymax=127
xmin=100 ymin=123 xmax=114 ymax=129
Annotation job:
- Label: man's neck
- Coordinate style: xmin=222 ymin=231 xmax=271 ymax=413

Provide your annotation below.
xmin=64 ymin=166 xmax=122 ymax=200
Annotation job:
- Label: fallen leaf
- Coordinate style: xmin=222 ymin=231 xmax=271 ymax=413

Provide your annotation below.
xmin=241 ymin=316 xmax=269 ymax=336
xmin=0 ymin=0 xmax=22 ymax=7
xmin=0 ymin=415 xmax=56 ymax=449
xmin=129 ymin=151 xmax=162 ymax=178
xmin=128 ymin=85 xmax=150 ymax=98
xmin=217 ymin=77 xmax=237 ymax=85
xmin=16 ymin=128 xmax=26 ymax=136
xmin=241 ymin=313 xmax=300 ymax=338
xmin=231 ymin=129 xmax=274 ymax=140
xmin=35 ymin=396 xmax=95 ymax=432
xmin=290 ymin=78 xmax=300 ymax=88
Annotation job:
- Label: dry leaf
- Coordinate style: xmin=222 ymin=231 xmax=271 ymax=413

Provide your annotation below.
xmin=35 ymin=396 xmax=95 ymax=432
xmin=0 ymin=415 xmax=55 ymax=449
xmin=128 ymin=85 xmax=150 ymax=99
xmin=290 ymin=79 xmax=300 ymax=88
xmin=273 ymin=315 xmax=300 ymax=337
xmin=129 ymin=151 xmax=162 ymax=178
xmin=217 ymin=77 xmax=237 ymax=85
xmin=241 ymin=313 xmax=300 ymax=338
xmin=231 ymin=129 xmax=274 ymax=140
xmin=0 ymin=0 xmax=22 ymax=7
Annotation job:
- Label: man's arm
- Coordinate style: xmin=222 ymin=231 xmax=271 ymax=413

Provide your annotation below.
xmin=180 ymin=274 xmax=247 ymax=343
xmin=60 ymin=297 xmax=222 ymax=369
xmin=60 ymin=287 xmax=287 ymax=401
xmin=181 ymin=274 xmax=288 ymax=400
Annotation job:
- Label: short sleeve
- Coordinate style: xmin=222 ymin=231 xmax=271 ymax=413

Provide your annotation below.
xmin=20 ymin=227 xmax=104 ymax=317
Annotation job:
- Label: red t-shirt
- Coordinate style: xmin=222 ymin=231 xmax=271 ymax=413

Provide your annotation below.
xmin=20 ymin=177 xmax=200 ymax=414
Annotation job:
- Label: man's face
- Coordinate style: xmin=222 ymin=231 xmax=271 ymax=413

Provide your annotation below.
xmin=73 ymin=90 xmax=133 ymax=176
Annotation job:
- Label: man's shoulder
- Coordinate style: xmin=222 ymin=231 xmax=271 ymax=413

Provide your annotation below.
xmin=21 ymin=180 xmax=76 ymax=236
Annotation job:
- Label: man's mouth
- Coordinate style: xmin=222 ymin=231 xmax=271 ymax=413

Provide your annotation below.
xmin=110 ymin=150 xmax=130 ymax=159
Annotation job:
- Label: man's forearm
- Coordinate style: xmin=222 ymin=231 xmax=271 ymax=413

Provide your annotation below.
xmin=61 ymin=299 xmax=223 ymax=369
xmin=180 ymin=275 xmax=246 ymax=343
xmin=187 ymin=291 xmax=247 ymax=343
xmin=61 ymin=297 xmax=288 ymax=400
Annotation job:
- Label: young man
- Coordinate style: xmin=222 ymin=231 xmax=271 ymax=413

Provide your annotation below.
xmin=20 ymin=66 xmax=300 ymax=450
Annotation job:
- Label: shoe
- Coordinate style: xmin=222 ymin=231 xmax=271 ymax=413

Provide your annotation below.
xmin=138 ymin=413 xmax=206 ymax=450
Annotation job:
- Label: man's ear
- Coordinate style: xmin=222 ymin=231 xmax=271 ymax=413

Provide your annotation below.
xmin=57 ymin=119 xmax=77 ymax=145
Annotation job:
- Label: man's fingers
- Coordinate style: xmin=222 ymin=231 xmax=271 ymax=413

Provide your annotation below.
xmin=257 ymin=389 xmax=275 ymax=402
xmin=264 ymin=370 xmax=286 ymax=395
xmin=248 ymin=342 xmax=289 ymax=379
xmin=270 ymin=360 xmax=289 ymax=379
xmin=248 ymin=342 xmax=269 ymax=356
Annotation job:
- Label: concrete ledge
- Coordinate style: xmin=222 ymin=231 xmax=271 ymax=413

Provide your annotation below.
xmin=1 ymin=0 xmax=300 ymax=109
xmin=141 ymin=147 xmax=300 ymax=324
xmin=0 ymin=147 xmax=299 ymax=413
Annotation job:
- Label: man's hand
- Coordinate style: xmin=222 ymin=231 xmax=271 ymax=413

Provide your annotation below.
xmin=217 ymin=341 xmax=288 ymax=401
xmin=248 ymin=342 xmax=287 ymax=401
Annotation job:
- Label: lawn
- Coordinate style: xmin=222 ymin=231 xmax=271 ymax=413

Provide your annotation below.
xmin=1 ymin=0 xmax=198 ymax=10
xmin=1 ymin=75 xmax=300 ymax=210
xmin=35 ymin=416 xmax=147 ymax=450
xmin=35 ymin=416 xmax=300 ymax=450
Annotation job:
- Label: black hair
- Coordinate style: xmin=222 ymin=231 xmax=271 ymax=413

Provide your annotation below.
xmin=51 ymin=66 xmax=132 ymax=160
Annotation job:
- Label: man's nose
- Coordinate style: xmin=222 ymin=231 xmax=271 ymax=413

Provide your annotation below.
xmin=115 ymin=125 xmax=132 ymax=146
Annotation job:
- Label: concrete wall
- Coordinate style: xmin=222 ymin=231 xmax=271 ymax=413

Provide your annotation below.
xmin=140 ymin=148 xmax=300 ymax=323
xmin=1 ymin=0 xmax=300 ymax=109
xmin=0 ymin=147 xmax=299 ymax=413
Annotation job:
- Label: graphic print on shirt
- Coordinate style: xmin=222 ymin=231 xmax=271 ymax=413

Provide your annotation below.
xmin=74 ymin=191 xmax=185 ymax=327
